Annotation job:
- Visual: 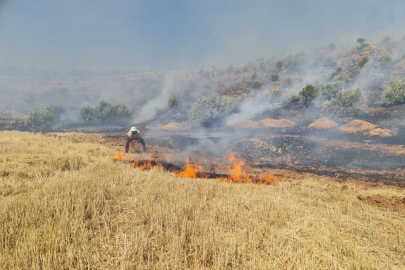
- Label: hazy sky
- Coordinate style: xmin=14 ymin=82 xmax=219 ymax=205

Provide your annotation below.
xmin=1 ymin=0 xmax=405 ymax=71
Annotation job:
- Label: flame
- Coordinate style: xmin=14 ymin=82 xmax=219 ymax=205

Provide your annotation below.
xmin=222 ymin=152 xmax=252 ymax=183
xmin=113 ymin=150 xmax=279 ymax=186
xmin=258 ymin=175 xmax=278 ymax=185
xmin=112 ymin=150 xmax=128 ymax=161
xmin=176 ymin=160 xmax=206 ymax=178
xmin=139 ymin=161 xmax=152 ymax=170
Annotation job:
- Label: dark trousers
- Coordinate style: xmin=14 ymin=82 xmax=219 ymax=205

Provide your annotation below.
xmin=125 ymin=136 xmax=131 ymax=153
xmin=125 ymin=136 xmax=146 ymax=153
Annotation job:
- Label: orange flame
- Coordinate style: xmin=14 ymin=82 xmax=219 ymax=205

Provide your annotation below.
xmin=112 ymin=150 xmax=128 ymax=161
xmin=222 ymin=152 xmax=252 ymax=183
xmin=139 ymin=161 xmax=152 ymax=170
xmin=258 ymin=175 xmax=279 ymax=185
xmin=176 ymin=160 xmax=205 ymax=178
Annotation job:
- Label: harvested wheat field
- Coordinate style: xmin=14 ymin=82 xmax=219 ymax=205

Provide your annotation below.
xmin=308 ymin=118 xmax=338 ymax=130
xmin=260 ymin=118 xmax=296 ymax=128
xmin=1 ymin=131 xmax=405 ymax=269
xmin=161 ymin=122 xmax=189 ymax=131
xmin=234 ymin=120 xmax=261 ymax=128
xmin=339 ymin=120 xmax=376 ymax=134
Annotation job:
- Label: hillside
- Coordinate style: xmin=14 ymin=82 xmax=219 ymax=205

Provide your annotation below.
xmin=1 ymin=131 xmax=404 ymax=269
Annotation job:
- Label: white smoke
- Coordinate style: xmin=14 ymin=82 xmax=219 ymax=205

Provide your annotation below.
xmin=225 ymin=91 xmax=270 ymax=126
xmin=132 ymin=74 xmax=176 ymax=124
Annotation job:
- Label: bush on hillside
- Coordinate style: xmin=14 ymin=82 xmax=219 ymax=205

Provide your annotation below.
xmin=283 ymin=94 xmax=300 ymax=106
xmin=299 ymin=84 xmax=318 ymax=105
xmin=321 ymin=81 xmax=343 ymax=100
xmin=271 ymin=74 xmax=279 ymax=82
xmin=282 ymin=77 xmax=293 ymax=88
xmin=358 ymin=56 xmax=369 ymax=67
xmin=275 ymin=61 xmax=283 ymax=70
xmin=27 ymin=107 xmax=57 ymax=127
xmin=381 ymin=77 xmax=405 ymax=105
xmin=79 ymin=105 xmax=96 ymax=123
xmin=79 ymin=100 xmax=132 ymax=124
xmin=168 ymin=95 xmax=181 ymax=110
xmin=378 ymin=54 xmax=392 ymax=68
xmin=326 ymin=88 xmax=365 ymax=116
xmin=252 ymin=80 xmax=263 ymax=89
xmin=188 ymin=94 xmax=238 ymax=126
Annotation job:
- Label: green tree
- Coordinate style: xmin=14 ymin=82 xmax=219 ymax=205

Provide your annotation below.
xmin=27 ymin=107 xmax=56 ymax=127
xmin=381 ymin=77 xmax=405 ymax=105
xmin=298 ymin=85 xmax=318 ymax=105
xmin=326 ymin=88 xmax=365 ymax=116
xmin=168 ymin=95 xmax=181 ymax=110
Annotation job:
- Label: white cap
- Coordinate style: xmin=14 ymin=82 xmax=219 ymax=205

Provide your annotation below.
xmin=131 ymin=127 xmax=137 ymax=132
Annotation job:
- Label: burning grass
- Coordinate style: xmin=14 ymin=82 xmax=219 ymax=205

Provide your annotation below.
xmin=1 ymin=131 xmax=405 ymax=269
xmin=122 ymin=151 xmax=278 ymax=186
xmin=308 ymin=118 xmax=338 ymax=130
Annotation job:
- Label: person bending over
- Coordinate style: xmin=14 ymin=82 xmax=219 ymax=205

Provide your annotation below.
xmin=125 ymin=126 xmax=146 ymax=153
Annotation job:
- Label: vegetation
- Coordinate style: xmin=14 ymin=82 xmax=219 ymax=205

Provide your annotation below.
xmin=378 ymin=54 xmax=392 ymax=68
xmin=326 ymin=88 xmax=365 ymax=116
xmin=283 ymin=93 xmax=301 ymax=106
xmin=381 ymin=77 xmax=405 ymax=105
xmin=252 ymin=80 xmax=263 ymax=89
xmin=168 ymin=95 xmax=181 ymax=110
xmin=321 ymin=81 xmax=343 ymax=100
xmin=271 ymin=74 xmax=279 ymax=82
xmin=79 ymin=105 xmax=96 ymax=123
xmin=298 ymin=84 xmax=318 ymax=105
xmin=79 ymin=100 xmax=131 ymax=124
xmin=358 ymin=56 xmax=369 ymax=67
xmin=356 ymin=38 xmax=369 ymax=53
xmin=188 ymin=94 xmax=238 ymax=126
xmin=275 ymin=61 xmax=283 ymax=70
xmin=1 ymin=132 xmax=404 ymax=269
xmin=27 ymin=107 xmax=57 ymax=127
xmin=282 ymin=77 xmax=293 ymax=88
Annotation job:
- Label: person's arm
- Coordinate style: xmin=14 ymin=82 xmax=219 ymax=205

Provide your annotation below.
xmin=139 ymin=136 xmax=147 ymax=152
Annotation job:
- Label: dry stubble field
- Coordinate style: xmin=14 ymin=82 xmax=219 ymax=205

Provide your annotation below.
xmin=0 ymin=131 xmax=404 ymax=269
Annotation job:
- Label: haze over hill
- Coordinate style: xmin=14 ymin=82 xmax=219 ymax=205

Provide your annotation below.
xmin=1 ymin=0 xmax=405 ymax=71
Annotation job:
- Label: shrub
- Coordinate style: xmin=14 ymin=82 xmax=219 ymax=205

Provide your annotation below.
xmin=358 ymin=56 xmax=369 ymax=67
xmin=79 ymin=105 xmax=96 ymax=123
xmin=378 ymin=54 xmax=392 ymax=68
xmin=271 ymin=74 xmax=279 ymax=82
xmin=27 ymin=107 xmax=56 ymax=127
xmin=321 ymin=81 xmax=343 ymax=100
xmin=298 ymin=85 xmax=318 ymax=105
xmin=242 ymin=65 xmax=249 ymax=73
xmin=275 ymin=61 xmax=283 ymax=70
xmin=283 ymin=94 xmax=300 ymax=106
xmin=79 ymin=101 xmax=132 ymax=123
xmin=188 ymin=94 xmax=238 ymax=126
xmin=271 ymin=89 xmax=282 ymax=99
xmin=168 ymin=95 xmax=181 ymax=110
xmin=381 ymin=77 xmax=405 ymax=105
xmin=251 ymin=72 xmax=257 ymax=80
xmin=282 ymin=77 xmax=293 ymax=88
xmin=112 ymin=103 xmax=132 ymax=119
xmin=252 ymin=80 xmax=263 ymax=89
xmin=349 ymin=66 xmax=361 ymax=78
xmin=326 ymin=88 xmax=365 ymax=116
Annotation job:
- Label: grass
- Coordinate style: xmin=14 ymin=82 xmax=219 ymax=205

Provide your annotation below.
xmin=1 ymin=131 xmax=404 ymax=269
